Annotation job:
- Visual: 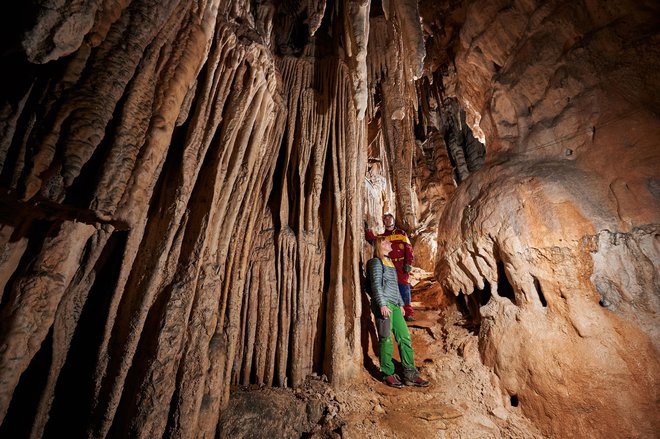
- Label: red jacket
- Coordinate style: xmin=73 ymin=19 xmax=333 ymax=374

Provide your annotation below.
xmin=366 ymin=228 xmax=414 ymax=284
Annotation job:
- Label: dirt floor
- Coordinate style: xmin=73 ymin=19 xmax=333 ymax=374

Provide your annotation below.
xmin=221 ymin=272 xmax=546 ymax=438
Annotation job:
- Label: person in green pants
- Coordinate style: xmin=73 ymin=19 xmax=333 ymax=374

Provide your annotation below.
xmin=367 ymin=236 xmax=430 ymax=388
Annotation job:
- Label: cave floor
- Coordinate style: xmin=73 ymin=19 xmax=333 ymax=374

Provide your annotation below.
xmin=222 ymin=274 xmax=546 ymax=438
xmin=334 ymin=276 xmax=545 ymax=439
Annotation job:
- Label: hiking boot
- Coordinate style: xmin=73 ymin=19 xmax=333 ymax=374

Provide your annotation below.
xmin=404 ymin=315 xmax=416 ymax=322
xmin=403 ymin=368 xmax=430 ymax=387
xmin=404 ymin=375 xmax=430 ymax=387
xmin=383 ymin=374 xmax=403 ymax=388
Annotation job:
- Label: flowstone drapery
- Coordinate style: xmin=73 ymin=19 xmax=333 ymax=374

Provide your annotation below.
xmin=0 ymin=0 xmax=658 ymax=438
xmin=0 ymin=1 xmax=368 ymax=437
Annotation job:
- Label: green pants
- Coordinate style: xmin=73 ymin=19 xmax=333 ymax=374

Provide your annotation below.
xmin=378 ymin=304 xmax=415 ymax=376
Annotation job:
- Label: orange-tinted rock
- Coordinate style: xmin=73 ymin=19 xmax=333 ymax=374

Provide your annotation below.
xmin=435 ymin=0 xmax=660 ymax=436
xmin=0 ymin=2 xmax=367 ymax=437
xmin=0 ymin=0 xmax=658 ymax=438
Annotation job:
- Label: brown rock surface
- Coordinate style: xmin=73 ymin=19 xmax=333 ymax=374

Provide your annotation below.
xmin=0 ymin=0 xmax=657 ymax=438
xmin=437 ymin=159 xmax=659 ymax=437
xmin=434 ymin=1 xmax=660 ymax=436
xmin=1 ymin=2 xmax=367 ymax=437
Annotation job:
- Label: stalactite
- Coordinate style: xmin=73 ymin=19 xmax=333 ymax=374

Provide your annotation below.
xmin=0 ymin=0 xmax=299 ymax=435
xmin=343 ymin=0 xmax=370 ymax=120
xmin=21 ymin=0 xmax=103 ymax=63
xmin=21 ymin=0 xmax=187 ymax=202
xmin=3 ymin=0 xmax=222 ymax=435
xmin=462 ymin=109 xmax=485 ymax=172
xmin=323 ymin=60 xmax=365 ymax=386
xmin=30 ymin=225 xmax=114 ymax=439
xmin=382 ymin=0 xmax=425 ymax=82
xmin=366 ymin=17 xmax=392 ymax=121
xmin=380 ymin=83 xmax=416 ymax=229
xmin=442 ymin=98 xmax=470 ymax=181
xmin=411 ymin=128 xmax=456 ymax=270
xmin=365 ymin=11 xmax=421 ymax=230
xmin=446 ymin=130 xmax=469 ymax=181
xmin=240 ymin=214 xmax=278 ymax=387
xmin=0 ymin=221 xmax=96 ymax=426
xmin=116 ymin=70 xmax=275 ymax=439
xmin=263 ymin=47 xmax=365 ymax=388
xmin=86 ymin=9 xmax=229 ymax=439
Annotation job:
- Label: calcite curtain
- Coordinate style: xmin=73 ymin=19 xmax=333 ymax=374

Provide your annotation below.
xmin=0 ymin=1 xmax=379 ymax=437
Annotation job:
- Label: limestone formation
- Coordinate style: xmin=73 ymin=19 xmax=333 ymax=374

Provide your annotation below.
xmin=436 ymin=0 xmax=660 ymax=437
xmin=0 ymin=1 xmax=367 ymax=436
xmin=0 ymin=0 xmax=657 ymax=438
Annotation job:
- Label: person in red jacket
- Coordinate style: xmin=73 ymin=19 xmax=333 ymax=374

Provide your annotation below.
xmin=365 ymin=212 xmax=415 ymax=321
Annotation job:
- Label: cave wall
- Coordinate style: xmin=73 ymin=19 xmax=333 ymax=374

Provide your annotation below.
xmin=436 ymin=0 xmax=660 ymax=437
xmin=0 ymin=0 xmax=376 ymax=437
xmin=0 ymin=0 xmax=658 ymax=437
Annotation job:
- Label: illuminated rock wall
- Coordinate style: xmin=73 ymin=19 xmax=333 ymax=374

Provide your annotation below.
xmin=437 ymin=0 xmax=660 ymax=437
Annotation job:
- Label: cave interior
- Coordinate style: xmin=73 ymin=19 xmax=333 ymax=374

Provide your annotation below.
xmin=0 ymin=0 xmax=658 ymax=438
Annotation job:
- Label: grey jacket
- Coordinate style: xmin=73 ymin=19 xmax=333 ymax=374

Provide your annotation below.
xmin=367 ymin=257 xmax=403 ymax=309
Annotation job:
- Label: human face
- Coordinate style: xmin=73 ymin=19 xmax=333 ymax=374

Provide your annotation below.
xmin=383 ymin=214 xmax=395 ymax=229
xmin=381 ymin=239 xmax=393 ymax=254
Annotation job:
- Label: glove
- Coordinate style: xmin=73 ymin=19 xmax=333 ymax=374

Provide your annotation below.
xmin=404 ymin=264 xmax=412 ymax=273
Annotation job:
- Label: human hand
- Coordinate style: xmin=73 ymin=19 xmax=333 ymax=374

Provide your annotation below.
xmin=380 ymin=306 xmax=391 ymax=318
xmin=400 ymin=306 xmax=405 ymax=315
xmin=404 ymin=264 xmax=412 ymax=273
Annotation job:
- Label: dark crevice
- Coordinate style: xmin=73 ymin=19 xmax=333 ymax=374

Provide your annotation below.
xmin=456 ymin=291 xmax=481 ymax=334
xmin=496 ymin=259 xmax=517 ymax=305
xmin=44 ymin=230 xmax=127 ymax=439
xmin=0 ymin=3 xmax=38 ymax=57
xmin=478 ymin=280 xmax=492 ymax=306
xmin=370 ymin=0 xmax=384 ymax=17
xmin=533 ymin=276 xmax=547 ymax=307
xmin=0 ymin=326 xmax=53 ymax=438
